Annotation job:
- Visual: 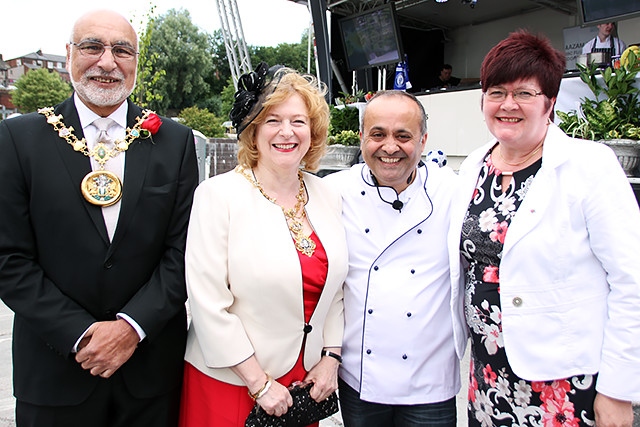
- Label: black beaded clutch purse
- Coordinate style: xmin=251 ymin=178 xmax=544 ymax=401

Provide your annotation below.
xmin=245 ymin=383 xmax=339 ymax=427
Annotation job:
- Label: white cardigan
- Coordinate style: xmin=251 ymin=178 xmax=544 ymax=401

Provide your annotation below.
xmin=448 ymin=124 xmax=640 ymax=401
xmin=184 ymin=167 xmax=349 ymax=385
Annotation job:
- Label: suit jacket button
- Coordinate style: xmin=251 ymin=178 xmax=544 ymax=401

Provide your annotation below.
xmin=104 ymin=260 xmax=113 ymax=269
xmin=512 ymin=297 xmax=523 ymax=307
xmin=303 ymin=324 xmax=313 ymax=334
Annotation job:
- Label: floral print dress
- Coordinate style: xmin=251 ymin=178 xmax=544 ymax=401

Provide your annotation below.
xmin=460 ymin=152 xmax=597 ymax=427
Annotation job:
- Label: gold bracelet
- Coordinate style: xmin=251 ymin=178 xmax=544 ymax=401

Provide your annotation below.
xmin=248 ymin=374 xmax=273 ymax=400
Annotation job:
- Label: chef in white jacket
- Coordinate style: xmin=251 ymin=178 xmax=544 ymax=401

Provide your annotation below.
xmin=325 ymin=91 xmax=467 ymax=427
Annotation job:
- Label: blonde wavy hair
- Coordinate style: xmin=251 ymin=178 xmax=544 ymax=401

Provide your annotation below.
xmin=237 ymin=68 xmax=329 ymax=171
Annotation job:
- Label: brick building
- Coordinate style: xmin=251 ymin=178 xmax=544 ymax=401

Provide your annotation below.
xmin=4 ymin=50 xmax=69 ymax=86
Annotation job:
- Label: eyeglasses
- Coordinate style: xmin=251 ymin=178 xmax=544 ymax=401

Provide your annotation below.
xmin=70 ymin=41 xmax=138 ymax=61
xmin=484 ymin=88 xmax=545 ymax=103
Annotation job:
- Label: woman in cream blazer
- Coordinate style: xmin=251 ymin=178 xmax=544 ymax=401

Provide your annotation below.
xmin=180 ymin=64 xmax=348 ymax=426
xmin=184 ymin=170 xmax=348 ymax=384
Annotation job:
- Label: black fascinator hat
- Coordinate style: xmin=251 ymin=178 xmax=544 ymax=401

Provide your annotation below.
xmin=229 ymin=62 xmax=285 ymax=135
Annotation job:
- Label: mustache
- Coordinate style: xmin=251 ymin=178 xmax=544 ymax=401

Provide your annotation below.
xmin=85 ymin=68 xmax=125 ymax=81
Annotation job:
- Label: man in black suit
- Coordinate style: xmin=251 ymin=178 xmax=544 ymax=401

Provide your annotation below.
xmin=0 ymin=9 xmax=198 ymax=427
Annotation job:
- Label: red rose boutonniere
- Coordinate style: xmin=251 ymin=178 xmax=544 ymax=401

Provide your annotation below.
xmin=139 ymin=111 xmax=162 ymax=140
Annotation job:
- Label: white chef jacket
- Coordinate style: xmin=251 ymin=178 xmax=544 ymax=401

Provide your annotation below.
xmin=326 ymin=162 xmax=467 ymax=405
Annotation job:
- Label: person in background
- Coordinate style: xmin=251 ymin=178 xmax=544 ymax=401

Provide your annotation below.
xmin=581 ymin=21 xmax=626 ymax=58
xmin=450 ymin=30 xmax=640 ymax=426
xmin=325 ymin=90 xmax=467 ymax=427
xmin=179 ymin=63 xmax=348 ymax=426
xmin=430 ymin=64 xmax=461 ymax=89
xmin=0 ymin=9 xmax=199 ymax=427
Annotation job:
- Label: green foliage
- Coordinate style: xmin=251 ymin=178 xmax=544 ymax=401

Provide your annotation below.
xmin=134 ymin=15 xmax=312 ymax=117
xmin=132 ymin=5 xmax=166 ymax=108
xmin=207 ymin=30 xmax=231 ymax=96
xmin=329 ymin=105 xmax=360 ymax=136
xmin=178 ymin=106 xmax=226 ymax=138
xmin=11 ymin=68 xmax=71 ymax=113
xmin=220 ymin=78 xmax=237 ymax=121
xmin=250 ymin=31 xmax=314 ymax=74
xmin=557 ymin=49 xmax=640 ymax=140
xmin=147 ymin=9 xmax=214 ymax=114
xmin=197 ymin=95 xmax=223 ymax=117
xmin=334 ymin=90 xmax=365 ymax=105
xmin=328 ymin=130 xmax=360 ymax=146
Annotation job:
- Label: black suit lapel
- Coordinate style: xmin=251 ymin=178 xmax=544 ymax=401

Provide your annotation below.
xmin=53 ymin=98 xmax=110 ymax=244
xmin=109 ymin=101 xmax=151 ymax=253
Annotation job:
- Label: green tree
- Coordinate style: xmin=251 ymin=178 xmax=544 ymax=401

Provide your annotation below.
xmin=251 ymin=30 xmax=313 ymax=74
xmin=208 ymin=30 xmax=231 ymax=96
xmin=250 ymin=36 xmax=315 ymax=73
xmin=147 ymin=9 xmax=214 ymax=114
xmin=178 ymin=106 xmax=226 ymax=138
xmin=11 ymin=69 xmax=71 ymax=113
xmin=220 ymin=77 xmax=237 ymax=122
xmin=132 ymin=5 xmax=166 ymax=109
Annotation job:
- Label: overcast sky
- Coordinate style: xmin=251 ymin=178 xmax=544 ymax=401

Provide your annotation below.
xmin=1 ymin=0 xmax=311 ymax=60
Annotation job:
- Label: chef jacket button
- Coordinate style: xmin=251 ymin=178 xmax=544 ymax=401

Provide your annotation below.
xmin=512 ymin=297 xmax=523 ymax=307
xmin=366 ymin=349 xmax=372 ymax=355
xmin=361 ymin=191 xmax=366 ymax=196
xmin=365 ymin=228 xmax=370 ymax=233
xmin=410 ymin=269 xmax=415 ymax=274
xmin=406 ymin=312 xmax=412 ymax=317
xmin=368 ymin=309 xmax=373 ymax=314
xmin=402 ymin=354 xmax=408 ymax=360
xmin=373 ymin=266 xmax=379 ymax=271
xmin=417 ymin=229 xmax=422 ymax=234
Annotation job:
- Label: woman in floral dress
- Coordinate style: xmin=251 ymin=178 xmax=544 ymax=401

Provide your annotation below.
xmin=448 ymin=31 xmax=640 ymax=426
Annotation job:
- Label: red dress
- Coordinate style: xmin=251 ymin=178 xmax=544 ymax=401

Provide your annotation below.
xmin=179 ymin=232 xmax=328 ymax=427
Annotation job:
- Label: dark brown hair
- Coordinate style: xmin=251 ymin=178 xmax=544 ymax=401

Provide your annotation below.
xmin=480 ymin=30 xmax=566 ymax=99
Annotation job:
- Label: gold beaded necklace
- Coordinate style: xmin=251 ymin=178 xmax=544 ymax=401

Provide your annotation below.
xmin=237 ymin=166 xmax=316 ymax=257
xmin=39 ymin=107 xmax=154 ymax=207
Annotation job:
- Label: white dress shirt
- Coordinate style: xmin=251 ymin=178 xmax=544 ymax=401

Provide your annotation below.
xmin=73 ymin=95 xmax=145 ymax=346
xmin=74 ymin=94 xmax=126 ymax=242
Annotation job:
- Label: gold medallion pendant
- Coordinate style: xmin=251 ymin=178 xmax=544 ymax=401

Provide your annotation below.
xmin=81 ymin=170 xmax=122 ymax=206
xmin=38 ymin=107 xmax=159 ymax=207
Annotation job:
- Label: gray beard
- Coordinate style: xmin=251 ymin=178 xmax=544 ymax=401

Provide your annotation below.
xmin=71 ymin=74 xmax=135 ymax=108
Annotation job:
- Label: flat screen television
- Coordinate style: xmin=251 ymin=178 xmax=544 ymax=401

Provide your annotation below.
xmin=578 ymin=0 xmax=640 ymax=25
xmin=338 ymin=3 xmax=404 ymax=71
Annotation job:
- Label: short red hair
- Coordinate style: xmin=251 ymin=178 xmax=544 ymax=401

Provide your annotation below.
xmin=481 ymin=30 xmax=566 ymax=99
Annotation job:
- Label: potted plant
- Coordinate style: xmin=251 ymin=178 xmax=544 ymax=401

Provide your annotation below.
xmin=334 ymin=90 xmax=365 ymax=106
xmin=557 ymin=46 xmax=640 ymax=175
xmin=320 ymin=105 xmax=361 ymax=169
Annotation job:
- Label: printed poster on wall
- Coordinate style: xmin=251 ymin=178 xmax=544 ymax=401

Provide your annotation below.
xmin=563 ymin=25 xmax=600 ymax=70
